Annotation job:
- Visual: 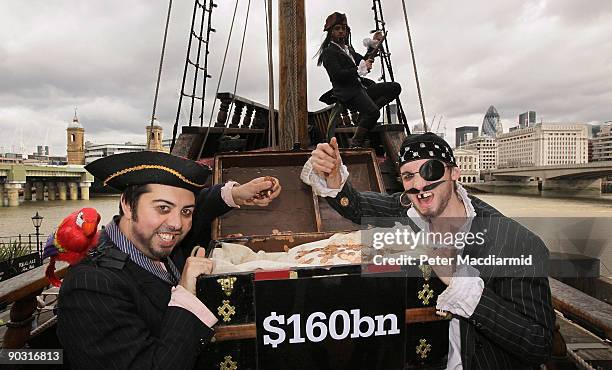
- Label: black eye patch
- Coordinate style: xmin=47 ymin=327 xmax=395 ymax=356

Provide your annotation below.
xmin=419 ymin=159 xmax=446 ymax=181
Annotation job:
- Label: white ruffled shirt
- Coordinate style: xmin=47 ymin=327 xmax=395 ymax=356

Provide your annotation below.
xmin=301 ymin=157 xmax=484 ymax=370
xmin=330 ymin=41 xmax=371 ymax=77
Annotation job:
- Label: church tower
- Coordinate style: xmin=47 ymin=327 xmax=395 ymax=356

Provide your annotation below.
xmin=146 ymin=121 xmax=164 ymax=152
xmin=67 ymin=109 xmax=85 ymax=165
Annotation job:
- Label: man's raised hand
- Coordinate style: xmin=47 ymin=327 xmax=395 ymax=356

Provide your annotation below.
xmin=311 ymin=137 xmax=343 ymax=189
xmin=179 ymin=247 xmax=214 ymax=295
xmin=231 ymin=177 xmax=281 ymax=207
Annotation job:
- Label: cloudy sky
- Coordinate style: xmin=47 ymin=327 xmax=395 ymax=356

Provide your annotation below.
xmin=2 ymin=0 xmax=612 ymax=156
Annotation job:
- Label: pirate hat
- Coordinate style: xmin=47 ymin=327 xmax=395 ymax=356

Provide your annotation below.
xmin=324 ymin=12 xmax=348 ymax=31
xmin=85 ymin=151 xmax=210 ymax=193
xmin=398 ymin=132 xmax=456 ymax=167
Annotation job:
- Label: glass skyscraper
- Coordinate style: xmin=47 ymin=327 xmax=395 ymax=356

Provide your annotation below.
xmin=482 ymin=105 xmax=500 ymax=137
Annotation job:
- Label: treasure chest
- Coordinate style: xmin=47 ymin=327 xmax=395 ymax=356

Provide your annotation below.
xmin=195 ymin=150 xmax=450 ymax=370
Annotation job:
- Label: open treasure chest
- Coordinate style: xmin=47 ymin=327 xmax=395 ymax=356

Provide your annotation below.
xmin=195 ymin=150 xmax=450 ymax=370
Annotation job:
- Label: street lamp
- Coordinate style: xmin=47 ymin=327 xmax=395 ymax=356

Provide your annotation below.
xmin=31 ymin=212 xmax=44 ymax=261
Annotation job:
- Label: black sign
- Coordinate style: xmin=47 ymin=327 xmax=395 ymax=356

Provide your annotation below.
xmin=0 ymin=253 xmax=41 ymax=281
xmin=255 ymin=274 xmax=406 ymax=370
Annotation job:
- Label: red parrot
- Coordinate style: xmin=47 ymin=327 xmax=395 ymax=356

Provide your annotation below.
xmin=43 ymin=208 xmax=101 ymax=287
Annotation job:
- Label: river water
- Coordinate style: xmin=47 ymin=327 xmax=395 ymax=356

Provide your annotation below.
xmin=1 ymin=193 xmax=610 ymax=275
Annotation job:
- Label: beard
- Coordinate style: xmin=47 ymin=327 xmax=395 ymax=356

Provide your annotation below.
xmin=331 ymin=35 xmax=346 ymax=45
xmin=412 ymin=181 xmax=454 ymax=219
xmin=130 ymin=222 xmax=184 ymax=260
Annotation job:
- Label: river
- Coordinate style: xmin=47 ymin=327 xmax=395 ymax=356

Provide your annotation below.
xmin=1 ymin=193 xmax=610 ymax=275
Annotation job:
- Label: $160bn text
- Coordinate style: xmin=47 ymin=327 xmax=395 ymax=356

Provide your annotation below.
xmin=262 ymin=309 xmax=400 ymax=348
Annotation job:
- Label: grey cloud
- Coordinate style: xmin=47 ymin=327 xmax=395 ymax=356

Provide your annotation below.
xmin=1 ymin=0 xmax=611 ymax=155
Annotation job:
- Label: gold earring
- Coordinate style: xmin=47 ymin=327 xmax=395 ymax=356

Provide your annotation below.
xmin=400 ymin=191 xmax=412 ymax=208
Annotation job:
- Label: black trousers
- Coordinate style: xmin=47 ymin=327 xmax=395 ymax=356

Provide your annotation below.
xmin=343 ymin=81 xmax=401 ymax=130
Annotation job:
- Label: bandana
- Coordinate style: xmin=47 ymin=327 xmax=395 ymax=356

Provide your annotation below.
xmin=324 ymin=12 xmax=348 ymax=31
xmin=398 ymin=132 xmax=456 ymax=167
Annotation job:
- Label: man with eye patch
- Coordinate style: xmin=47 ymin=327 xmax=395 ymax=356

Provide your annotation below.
xmin=57 ymin=151 xmax=281 ymax=369
xmin=301 ymin=133 xmax=554 ymax=369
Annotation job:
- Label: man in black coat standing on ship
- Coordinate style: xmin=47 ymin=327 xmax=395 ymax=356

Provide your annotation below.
xmin=317 ymin=12 xmax=401 ymax=147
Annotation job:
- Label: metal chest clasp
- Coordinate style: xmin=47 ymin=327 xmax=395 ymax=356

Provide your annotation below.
xmin=217 ymin=300 xmax=236 ymax=323
xmin=416 ymin=338 xmax=432 ymax=359
xmin=419 ymin=264 xmax=432 ymax=281
xmin=217 ymin=276 xmax=237 ymax=297
xmin=220 ymin=355 xmax=238 ymax=370
xmin=418 ymin=283 xmax=434 ymax=305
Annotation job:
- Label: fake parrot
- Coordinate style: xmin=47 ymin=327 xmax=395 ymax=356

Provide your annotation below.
xmin=43 ymin=208 xmax=101 ymax=287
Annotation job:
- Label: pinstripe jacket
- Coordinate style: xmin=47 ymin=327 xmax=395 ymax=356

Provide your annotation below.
xmin=57 ymin=184 xmax=230 ymax=369
xmin=57 ymin=235 xmax=214 ymax=370
xmin=326 ymin=182 xmax=555 ymax=369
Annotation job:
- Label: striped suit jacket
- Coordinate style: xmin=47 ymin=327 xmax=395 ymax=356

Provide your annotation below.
xmin=326 ymin=182 xmax=555 ymax=369
xmin=57 ymin=235 xmax=214 ymax=369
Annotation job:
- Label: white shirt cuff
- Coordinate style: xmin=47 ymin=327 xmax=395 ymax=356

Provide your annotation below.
xmin=362 ymin=37 xmax=379 ymax=49
xmin=169 ymin=285 xmax=219 ymax=328
xmin=357 ymin=60 xmax=369 ymax=77
xmin=300 ymin=157 xmax=349 ymax=198
xmin=221 ymin=181 xmax=240 ymax=208
xmin=435 ymin=265 xmax=484 ymax=318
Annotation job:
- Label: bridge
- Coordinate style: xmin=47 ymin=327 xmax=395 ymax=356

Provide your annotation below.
xmin=468 ymin=161 xmax=612 ymax=198
xmin=491 ymin=161 xmax=612 ymax=180
xmin=0 ymin=164 xmax=93 ymax=207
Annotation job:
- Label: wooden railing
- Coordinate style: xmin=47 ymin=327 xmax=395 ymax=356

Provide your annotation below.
xmin=173 ymin=93 xmax=280 ymax=159
xmin=213 ymin=92 xmax=278 ymax=130
xmin=0 ymin=261 xmax=67 ymax=348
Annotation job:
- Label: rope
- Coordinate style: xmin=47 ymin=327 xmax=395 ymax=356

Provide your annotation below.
xmin=264 ymin=0 xmax=276 ymax=149
xmin=286 ymin=0 xmax=299 ymax=149
xmin=567 ymin=347 xmax=597 ymax=370
xmin=150 ymin=0 xmax=174 ymax=128
xmin=170 ymin=0 xmax=201 ymax=152
xmin=223 ymin=0 xmax=251 ymax=133
xmin=198 ymin=0 xmax=240 ymax=160
xmin=400 ymin=0 xmax=427 ymax=132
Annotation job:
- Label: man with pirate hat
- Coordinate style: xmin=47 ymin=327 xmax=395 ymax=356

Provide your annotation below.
xmin=316 ymin=12 xmax=402 ymax=147
xmin=301 ymin=135 xmax=555 ymax=369
xmin=57 ymin=151 xmax=280 ymax=369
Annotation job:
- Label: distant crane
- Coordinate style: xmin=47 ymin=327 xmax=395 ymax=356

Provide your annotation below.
xmin=434 ymin=115 xmax=443 ymax=133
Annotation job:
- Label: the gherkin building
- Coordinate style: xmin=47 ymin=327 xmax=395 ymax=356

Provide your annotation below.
xmin=482 ymin=105 xmax=500 ymax=137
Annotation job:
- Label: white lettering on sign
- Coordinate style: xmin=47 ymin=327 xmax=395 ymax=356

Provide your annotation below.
xmin=262 ymin=309 xmax=400 ymax=348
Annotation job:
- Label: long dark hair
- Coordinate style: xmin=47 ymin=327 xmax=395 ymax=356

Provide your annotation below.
xmin=315 ymin=29 xmax=352 ymax=66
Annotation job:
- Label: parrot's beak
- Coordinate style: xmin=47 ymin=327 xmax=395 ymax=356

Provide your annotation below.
xmin=82 ymin=222 xmax=97 ymax=237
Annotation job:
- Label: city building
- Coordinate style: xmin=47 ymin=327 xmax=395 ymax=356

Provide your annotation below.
xmin=67 ymin=112 xmax=85 ymax=165
xmin=455 ymin=126 xmax=479 ymax=148
xmin=519 ymin=111 xmax=536 ymax=128
xmin=454 ymin=148 xmax=480 ymax=183
xmin=37 ymin=145 xmax=50 ymax=156
xmin=146 ymin=124 xmax=164 ymax=152
xmin=387 ymin=104 xmax=398 ymax=124
xmin=497 ymin=123 xmax=588 ymax=168
xmin=481 ymin=105 xmax=502 ymax=137
xmin=0 ymin=153 xmax=25 ymax=164
xmin=27 ymin=153 xmax=67 ymax=165
xmin=592 ymin=122 xmax=612 ymax=162
xmin=84 ymin=142 xmax=147 ymax=164
xmin=460 ymin=135 xmax=498 ymax=172
xmin=411 ymin=123 xmax=445 ymax=140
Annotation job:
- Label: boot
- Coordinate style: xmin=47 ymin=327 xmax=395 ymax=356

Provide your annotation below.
xmin=349 ymin=126 xmax=369 ymax=148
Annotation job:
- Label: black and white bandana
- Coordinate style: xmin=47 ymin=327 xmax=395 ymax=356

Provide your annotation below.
xmin=398 ymin=132 xmax=456 ymax=167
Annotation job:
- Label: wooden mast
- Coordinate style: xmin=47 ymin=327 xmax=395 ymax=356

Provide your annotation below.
xmin=278 ymin=0 xmax=308 ymax=150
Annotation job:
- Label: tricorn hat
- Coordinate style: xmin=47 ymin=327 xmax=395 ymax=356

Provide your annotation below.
xmin=324 ymin=12 xmax=348 ymax=31
xmin=85 ymin=151 xmax=210 ymax=194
